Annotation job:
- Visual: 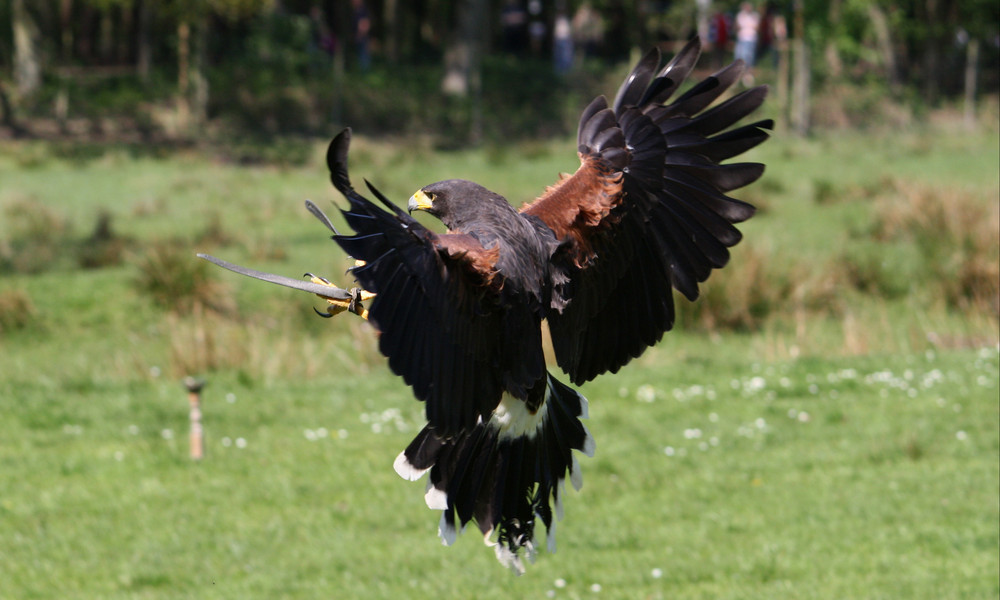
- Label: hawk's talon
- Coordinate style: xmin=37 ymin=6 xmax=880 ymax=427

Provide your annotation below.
xmin=301 ymin=273 xmax=374 ymax=320
xmin=347 ymin=287 xmax=372 ymax=320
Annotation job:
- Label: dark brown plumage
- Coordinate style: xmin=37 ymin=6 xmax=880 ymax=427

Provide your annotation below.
xmin=201 ymin=38 xmax=771 ymax=573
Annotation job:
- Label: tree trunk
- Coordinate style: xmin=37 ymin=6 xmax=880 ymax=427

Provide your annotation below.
xmin=99 ymin=6 xmax=114 ymax=63
xmin=177 ymin=20 xmax=190 ymax=131
xmin=776 ymin=34 xmax=790 ymax=133
xmin=192 ymin=16 xmax=209 ymax=127
xmin=12 ymin=0 xmax=42 ymax=99
xmin=866 ymin=4 xmax=898 ymax=92
xmin=137 ymin=0 xmax=152 ymax=82
xmin=383 ymin=0 xmax=398 ymax=63
xmin=441 ymin=0 xmax=478 ymax=96
xmin=921 ymin=0 xmax=943 ymax=104
xmin=442 ymin=0 xmax=487 ymax=144
xmin=78 ymin=4 xmax=95 ymax=60
xmin=824 ymin=0 xmax=842 ymax=78
xmin=964 ymin=38 xmax=979 ymax=129
xmin=176 ymin=14 xmax=208 ymax=133
xmin=792 ymin=39 xmax=810 ymax=136
xmin=0 ymin=80 xmax=26 ymax=135
xmin=60 ymin=0 xmax=74 ymax=62
xmin=330 ymin=0 xmax=351 ymax=125
xmin=790 ymin=1 xmax=809 ymax=137
xmin=118 ymin=3 xmax=132 ymax=64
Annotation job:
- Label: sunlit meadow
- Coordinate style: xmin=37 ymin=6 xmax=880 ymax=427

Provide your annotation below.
xmin=1 ymin=121 xmax=997 ymax=598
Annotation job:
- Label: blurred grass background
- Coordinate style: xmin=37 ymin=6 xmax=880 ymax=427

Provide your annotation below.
xmin=1 ymin=349 xmax=996 ymax=598
xmin=2 ymin=121 xmax=996 ymax=378
xmin=1 ymin=114 xmax=997 ymax=597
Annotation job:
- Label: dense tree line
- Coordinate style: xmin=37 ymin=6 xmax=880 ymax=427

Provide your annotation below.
xmin=1 ymin=0 xmax=997 ymax=139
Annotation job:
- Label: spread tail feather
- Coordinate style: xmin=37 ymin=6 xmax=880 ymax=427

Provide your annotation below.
xmin=393 ymin=373 xmax=594 ymax=574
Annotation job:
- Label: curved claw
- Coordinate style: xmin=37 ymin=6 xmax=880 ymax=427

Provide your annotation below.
xmin=305 ymin=272 xmax=333 ymax=285
xmin=313 ymin=307 xmax=335 ymax=318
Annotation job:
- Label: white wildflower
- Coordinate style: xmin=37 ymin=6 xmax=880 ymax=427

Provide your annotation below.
xmin=636 ymin=385 xmax=656 ymax=403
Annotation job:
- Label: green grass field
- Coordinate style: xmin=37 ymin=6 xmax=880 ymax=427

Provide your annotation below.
xmin=1 ymin=121 xmax=998 ymax=598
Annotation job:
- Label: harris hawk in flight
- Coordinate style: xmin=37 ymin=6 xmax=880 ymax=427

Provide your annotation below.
xmin=200 ymin=38 xmax=770 ymax=573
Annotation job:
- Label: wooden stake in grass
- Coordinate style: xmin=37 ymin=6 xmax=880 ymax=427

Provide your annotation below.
xmin=183 ymin=377 xmax=206 ymax=460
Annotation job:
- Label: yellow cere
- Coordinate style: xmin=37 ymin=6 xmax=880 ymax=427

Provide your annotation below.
xmin=411 ymin=190 xmax=434 ymax=210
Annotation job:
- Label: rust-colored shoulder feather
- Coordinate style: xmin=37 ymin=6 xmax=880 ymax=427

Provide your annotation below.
xmin=521 ymin=154 xmax=623 ymax=266
xmin=434 ymin=233 xmax=501 ymax=286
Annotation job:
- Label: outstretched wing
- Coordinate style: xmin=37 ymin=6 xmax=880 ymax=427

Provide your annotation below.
xmin=328 ymin=129 xmax=508 ymax=436
xmin=521 ymin=38 xmax=771 ymax=385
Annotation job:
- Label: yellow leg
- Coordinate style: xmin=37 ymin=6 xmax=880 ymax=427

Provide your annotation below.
xmin=308 ymin=274 xmax=374 ymax=320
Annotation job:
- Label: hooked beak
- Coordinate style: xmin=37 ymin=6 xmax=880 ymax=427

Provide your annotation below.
xmin=407 ymin=189 xmax=434 ymax=214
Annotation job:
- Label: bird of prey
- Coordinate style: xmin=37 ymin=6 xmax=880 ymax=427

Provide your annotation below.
xmin=200 ymin=38 xmax=770 ymax=574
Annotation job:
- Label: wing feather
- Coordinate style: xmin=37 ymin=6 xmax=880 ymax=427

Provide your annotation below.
xmin=327 ymin=130 xmax=507 ymax=435
xmin=612 ymin=48 xmax=661 ymax=113
xmin=643 ymin=37 xmax=702 ymax=105
xmin=521 ymin=37 xmax=770 ymax=384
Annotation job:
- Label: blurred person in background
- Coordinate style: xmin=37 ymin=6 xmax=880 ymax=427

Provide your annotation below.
xmin=734 ymin=2 xmax=760 ymax=83
xmin=309 ymin=6 xmax=336 ymax=62
xmin=572 ymin=2 xmax=604 ymax=59
xmin=553 ymin=9 xmax=573 ymax=74
xmin=528 ymin=0 xmax=546 ymax=56
xmin=759 ymin=3 xmax=786 ymax=68
xmin=352 ymin=0 xmax=371 ymax=71
xmin=708 ymin=8 xmax=731 ymax=68
xmin=501 ymin=0 xmax=529 ymax=55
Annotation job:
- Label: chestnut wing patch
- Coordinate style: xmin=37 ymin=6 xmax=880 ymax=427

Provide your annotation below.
xmin=520 ymin=155 xmax=624 ymax=267
xmin=522 ymin=43 xmax=770 ymax=385
xmin=434 ymin=233 xmax=501 ymax=288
